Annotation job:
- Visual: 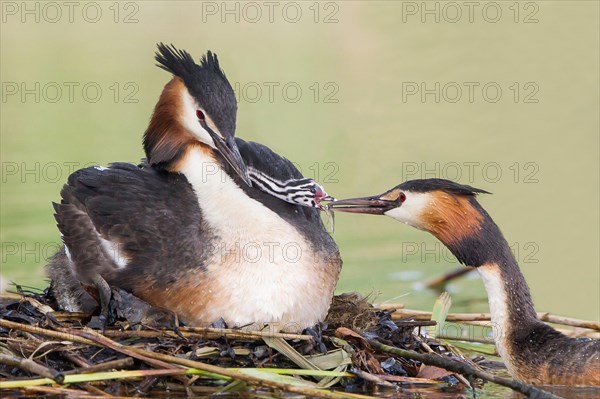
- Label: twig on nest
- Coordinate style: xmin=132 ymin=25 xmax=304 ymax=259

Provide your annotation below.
xmin=0 ymin=352 xmax=64 ymax=384
xmin=389 ymin=309 xmax=600 ymax=331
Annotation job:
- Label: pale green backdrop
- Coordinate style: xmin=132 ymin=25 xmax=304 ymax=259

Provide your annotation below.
xmin=1 ymin=1 xmax=598 ymax=321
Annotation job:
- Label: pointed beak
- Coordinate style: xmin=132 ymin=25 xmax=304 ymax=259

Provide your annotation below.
xmin=314 ymin=185 xmax=335 ymax=208
xmin=327 ymin=195 xmax=398 ymax=215
xmin=220 ymin=135 xmax=252 ymax=186
xmin=203 ymin=122 xmax=251 ymax=186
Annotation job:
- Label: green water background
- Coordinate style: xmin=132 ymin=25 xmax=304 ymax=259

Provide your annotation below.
xmin=1 ymin=1 xmax=598 ymax=321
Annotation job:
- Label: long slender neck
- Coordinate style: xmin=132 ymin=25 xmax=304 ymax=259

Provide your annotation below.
xmin=420 ymin=195 xmax=600 ymax=385
xmin=448 ymin=219 xmax=538 ymax=324
xmin=436 ymin=201 xmax=538 ymax=321
xmin=476 ymin=260 xmax=538 ymax=378
xmin=434 ymin=202 xmax=542 ymax=377
xmin=457 ymin=221 xmax=600 ymax=385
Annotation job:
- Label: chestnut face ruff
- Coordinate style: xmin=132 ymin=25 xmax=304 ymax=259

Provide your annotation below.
xmin=47 ymin=44 xmax=341 ymax=332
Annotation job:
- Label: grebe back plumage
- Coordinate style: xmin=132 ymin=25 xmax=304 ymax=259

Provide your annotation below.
xmin=47 ymin=44 xmax=341 ymax=332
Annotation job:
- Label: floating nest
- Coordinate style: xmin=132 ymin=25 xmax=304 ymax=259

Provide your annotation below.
xmin=0 ymin=285 xmax=555 ymax=398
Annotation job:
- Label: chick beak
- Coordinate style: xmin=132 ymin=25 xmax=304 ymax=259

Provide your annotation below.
xmin=327 ymin=195 xmax=398 ymax=215
xmin=202 ymin=122 xmax=251 ymax=186
xmin=314 ymin=185 xmax=335 ymax=209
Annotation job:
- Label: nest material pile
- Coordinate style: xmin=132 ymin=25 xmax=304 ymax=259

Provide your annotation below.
xmin=0 ymin=286 xmax=556 ymax=399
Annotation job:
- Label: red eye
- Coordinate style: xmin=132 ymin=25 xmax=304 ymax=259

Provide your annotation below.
xmin=399 ymin=193 xmax=406 ymax=202
xmin=196 ymin=110 xmax=205 ymax=120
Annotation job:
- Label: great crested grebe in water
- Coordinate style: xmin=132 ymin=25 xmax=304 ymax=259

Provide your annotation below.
xmin=329 ymin=178 xmax=599 ymax=386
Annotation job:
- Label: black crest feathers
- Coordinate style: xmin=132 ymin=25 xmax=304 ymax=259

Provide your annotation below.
xmin=200 ymin=51 xmax=222 ymax=73
xmin=151 ymin=43 xmax=237 ymax=137
xmin=155 ymin=43 xmax=196 ymax=77
xmin=398 ymin=179 xmax=491 ymax=196
xmin=155 ymin=43 xmax=226 ymax=82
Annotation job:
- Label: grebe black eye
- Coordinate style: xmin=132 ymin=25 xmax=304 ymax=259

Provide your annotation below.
xmin=399 ymin=193 xmax=406 ymax=203
xmin=196 ymin=110 xmax=205 ymax=120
